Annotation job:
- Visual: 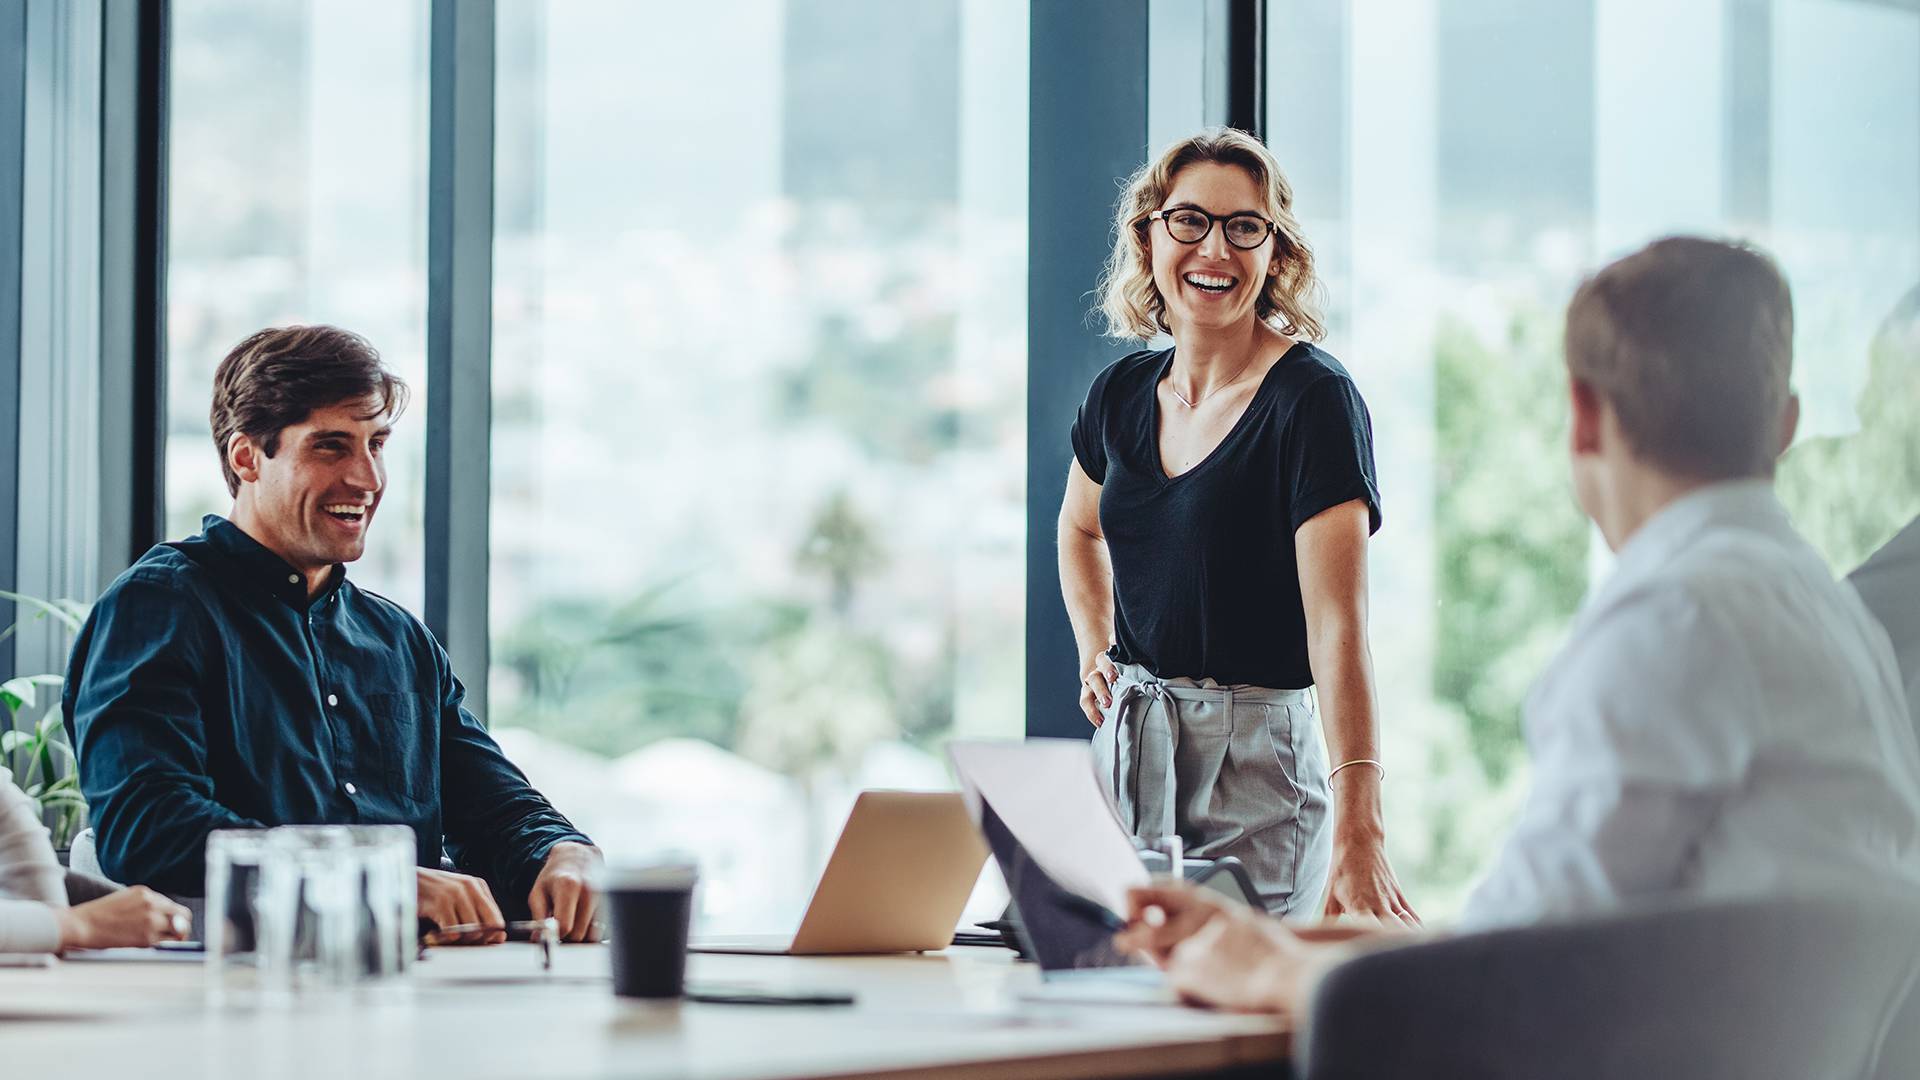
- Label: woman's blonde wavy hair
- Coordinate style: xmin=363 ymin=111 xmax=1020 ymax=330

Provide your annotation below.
xmin=1097 ymin=128 xmax=1325 ymax=342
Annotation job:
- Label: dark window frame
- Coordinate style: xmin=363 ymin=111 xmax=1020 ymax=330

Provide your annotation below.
xmin=1023 ymin=1 xmax=1151 ymax=739
xmin=425 ymin=0 xmax=495 ymax=722
xmin=98 ymin=0 xmax=168 ymax=583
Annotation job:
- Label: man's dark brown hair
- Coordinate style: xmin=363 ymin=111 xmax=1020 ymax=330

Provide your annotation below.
xmin=1565 ymin=236 xmax=1795 ymax=480
xmin=209 ymin=325 xmax=411 ymax=496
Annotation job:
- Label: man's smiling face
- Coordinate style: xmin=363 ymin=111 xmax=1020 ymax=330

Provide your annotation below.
xmin=230 ymin=398 xmax=391 ymax=577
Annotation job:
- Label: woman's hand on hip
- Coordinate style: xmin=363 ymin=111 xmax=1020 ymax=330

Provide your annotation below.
xmin=1321 ymin=832 xmax=1421 ymax=927
xmin=1078 ymin=651 xmax=1120 ymax=726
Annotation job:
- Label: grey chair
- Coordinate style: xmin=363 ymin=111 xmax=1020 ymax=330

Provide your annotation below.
xmin=62 ymin=828 xmax=122 ymax=904
xmin=1296 ymin=892 xmax=1920 ymax=1080
xmin=1874 ymin=972 xmax=1920 ymax=1080
xmin=63 ymin=868 xmax=119 ymax=904
xmin=68 ymin=826 xmax=106 ymax=879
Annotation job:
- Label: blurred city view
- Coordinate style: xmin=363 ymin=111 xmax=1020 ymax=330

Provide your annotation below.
xmin=165 ymin=0 xmax=1916 ymax=928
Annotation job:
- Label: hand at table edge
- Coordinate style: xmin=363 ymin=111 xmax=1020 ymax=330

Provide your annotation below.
xmin=528 ymin=841 xmax=603 ymax=943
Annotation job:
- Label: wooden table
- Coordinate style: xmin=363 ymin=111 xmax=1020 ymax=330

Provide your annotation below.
xmin=0 ymin=944 xmax=1290 ymax=1079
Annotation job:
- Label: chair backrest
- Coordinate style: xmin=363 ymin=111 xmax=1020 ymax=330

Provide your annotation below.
xmin=68 ymin=826 xmax=106 ymax=880
xmin=1297 ymin=892 xmax=1920 ymax=1080
xmin=1873 ymin=979 xmax=1920 ymax=1080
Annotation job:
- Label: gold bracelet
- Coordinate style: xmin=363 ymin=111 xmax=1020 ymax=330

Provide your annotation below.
xmin=1328 ymin=758 xmax=1385 ymax=782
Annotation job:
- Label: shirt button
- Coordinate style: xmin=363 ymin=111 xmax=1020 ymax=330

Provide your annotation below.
xmin=288 ymin=574 xmax=300 ymax=584
xmin=327 ymin=693 xmax=339 ymax=707
xmin=344 ymin=781 xmax=358 ymax=796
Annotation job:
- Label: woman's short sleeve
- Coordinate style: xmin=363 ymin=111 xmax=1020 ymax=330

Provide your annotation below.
xmin=1283 ymin=375 xmax=1383 ymax=534
xmin=1069 ymin=365 xmax=1118 ymax=484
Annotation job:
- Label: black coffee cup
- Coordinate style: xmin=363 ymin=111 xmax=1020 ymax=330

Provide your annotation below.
xmin=604 ymin=863 xmax=698 ymax=999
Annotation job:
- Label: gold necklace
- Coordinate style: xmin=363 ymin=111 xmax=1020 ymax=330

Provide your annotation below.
xmin=1168 ymin=357 xmax=1257 ymax=408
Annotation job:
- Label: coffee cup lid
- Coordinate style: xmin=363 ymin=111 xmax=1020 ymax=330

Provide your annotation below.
xmin=601 ymin=860 xmax=699 ymax=889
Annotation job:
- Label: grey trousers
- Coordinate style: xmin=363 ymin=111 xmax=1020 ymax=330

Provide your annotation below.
xmin=1091 ymin=661 xmax=1333 ymax=915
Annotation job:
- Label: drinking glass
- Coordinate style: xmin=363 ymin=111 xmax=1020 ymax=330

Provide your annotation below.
xmin=1134 ymin=834 xmax=1185 ymax=881
xmin=205 ymin=828 xmax=277 ymax=1002
xmin=265 ymin=826 xmax=361 ymax=990
xmin=347 ymin=825 xmax=417 ymax=980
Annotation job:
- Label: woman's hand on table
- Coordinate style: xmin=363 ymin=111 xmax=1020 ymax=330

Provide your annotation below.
xmin=56 ymin=885 xmax=192 ymax=951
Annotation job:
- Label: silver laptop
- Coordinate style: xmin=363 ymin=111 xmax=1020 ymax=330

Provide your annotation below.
xmin=691 ymin=790 xmax=988 ymax=956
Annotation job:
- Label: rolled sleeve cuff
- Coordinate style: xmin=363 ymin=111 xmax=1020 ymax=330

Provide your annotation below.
xmin=508 ymin=828 xmax=597 ymax=906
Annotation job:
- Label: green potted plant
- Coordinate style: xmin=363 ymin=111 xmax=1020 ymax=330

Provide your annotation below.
xmin=0 ymin=591 xmax=89 ymax=857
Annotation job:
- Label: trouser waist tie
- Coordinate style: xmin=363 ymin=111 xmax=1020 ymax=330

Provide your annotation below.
xmin=1109 ymin=678 xmax=1180 ymax=840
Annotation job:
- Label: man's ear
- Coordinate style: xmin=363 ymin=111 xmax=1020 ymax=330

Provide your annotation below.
xmin=1568 ymin=377 xmax=1605 ymax=457
xmin=228 ymin=432 xmax=263 ymax=487
xmin=1777 ymin=392 xmax=1801 ymax=459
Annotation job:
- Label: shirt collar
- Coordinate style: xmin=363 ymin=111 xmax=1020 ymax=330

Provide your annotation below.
xmin=1598 ymin=479 xmax=1792 ymax=600
xmin=200 ymin=514 xmax=346 ymax=608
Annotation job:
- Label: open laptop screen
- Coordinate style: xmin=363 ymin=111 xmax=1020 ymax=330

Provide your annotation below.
xmin=978 ymin=796 xmax=1150 ymax=973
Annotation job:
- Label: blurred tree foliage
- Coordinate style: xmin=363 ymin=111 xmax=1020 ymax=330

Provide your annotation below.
xmin=496 ymin=218 xmax=974 ymax=771
xmin=1777 ymin=287 xmax=1920 ymax=571
xmin=492 ymin=579 xmax=764 ymax=757
xmin=776 ymin=312 xmax=961 ymax=464
xmin=495 ymin=488 xmax=950 ymax=768
xmin=1432 ymin=308 xmax=1590 ymax=786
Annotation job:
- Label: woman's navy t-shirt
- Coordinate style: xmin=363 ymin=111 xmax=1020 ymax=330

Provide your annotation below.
xmin=1069 ymin=343 xmax=1382 ymax=689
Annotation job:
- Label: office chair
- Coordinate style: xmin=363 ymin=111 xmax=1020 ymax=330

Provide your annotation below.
xmin=1296 ymin=891 xmax=1920 ymax=1080
xmin=1873 ymin=974 xmax=1920 ymax=1080
xmin=68 ymin=826 xmax=105 ymax=879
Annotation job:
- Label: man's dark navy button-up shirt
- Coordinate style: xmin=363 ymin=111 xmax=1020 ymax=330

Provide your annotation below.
xmin=63 ymin=515 xmax=591 ymax=908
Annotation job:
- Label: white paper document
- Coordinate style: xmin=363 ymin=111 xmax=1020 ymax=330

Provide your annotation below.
xmin=947 ymin=738 xmax=1149 ymax=915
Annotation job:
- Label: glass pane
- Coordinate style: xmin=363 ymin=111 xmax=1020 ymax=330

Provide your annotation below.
xmin=1267 ymin=0 xmax=1920 ymax=918
xmin=490 ymin=0 xmax=1028 ymax=932
xmin=166 ymin=0 xmax=430 ymax=611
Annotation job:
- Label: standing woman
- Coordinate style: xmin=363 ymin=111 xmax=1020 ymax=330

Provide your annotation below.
xmin=1059 ymin=129 xmax=1415 ymax=922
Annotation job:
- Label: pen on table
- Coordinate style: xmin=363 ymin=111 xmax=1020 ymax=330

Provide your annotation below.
xmin=424 ymin=917 xmax=561 ymax=969
xmin=428 ymin=919 xmax=556 ymax=937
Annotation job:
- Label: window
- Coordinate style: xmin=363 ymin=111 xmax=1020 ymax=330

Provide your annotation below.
xmin=1266 ymin=0 xmax=1920 ymax=916
xmin=166 ymin=0 xmax=430 ymax=612
xmin=488 ymin=0 xmax=1028 ymax=931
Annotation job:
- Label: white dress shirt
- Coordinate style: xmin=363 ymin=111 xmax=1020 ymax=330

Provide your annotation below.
xmin=1850 ymin=514 xmax=1920 ymax=734
xmin=1460 ymin=481 xmax=1920 ymax=930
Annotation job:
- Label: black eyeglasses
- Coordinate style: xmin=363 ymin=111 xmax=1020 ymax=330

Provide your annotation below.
xmin=1139 ymin=208 xmax=1277 ymax=250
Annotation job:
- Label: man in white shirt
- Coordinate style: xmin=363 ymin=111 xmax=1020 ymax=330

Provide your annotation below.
xmin=1114 ymin=236 xmax=1920 ymax=1014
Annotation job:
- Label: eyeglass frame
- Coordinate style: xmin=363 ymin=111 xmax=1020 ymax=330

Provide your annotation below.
xmin=1137 ymin=207 xmax=1280 ymax=251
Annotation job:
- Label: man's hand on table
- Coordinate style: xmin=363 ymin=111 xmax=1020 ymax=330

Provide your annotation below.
xmin=1114 ymin=881 xmax=1313 ymax=1016
xmin=528 ymin=841 xmax=603 ymax=943
xmin=418 ymin=867 xmax=507 ymax=945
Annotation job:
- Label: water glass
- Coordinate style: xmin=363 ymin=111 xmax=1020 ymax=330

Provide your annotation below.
xmin=205 ymin=828 xmax=276 ymax=999
xmin=1134 ymin=834 xmax=1184 ymax=881
xmin=262 ymin=826 xmax=364 ymax=990
xmin=347 ymin=825 xmax=418 ymax=980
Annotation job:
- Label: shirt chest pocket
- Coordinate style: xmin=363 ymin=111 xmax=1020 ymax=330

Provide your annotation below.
xmin=361 ymin=691 xmax=438 ymax=811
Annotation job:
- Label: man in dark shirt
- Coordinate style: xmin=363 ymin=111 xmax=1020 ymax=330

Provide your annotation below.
xmin=64 ymin=325 xmax=602 ymax=942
